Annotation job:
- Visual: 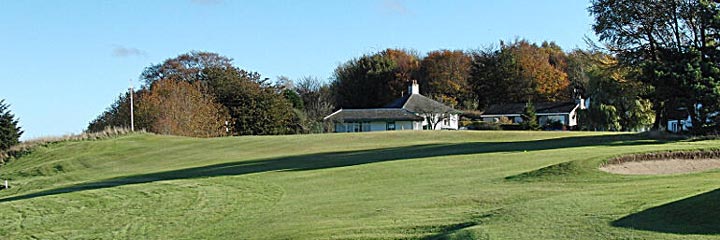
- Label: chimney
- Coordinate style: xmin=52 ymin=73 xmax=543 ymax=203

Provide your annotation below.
xmin=575 ymin=96 xmax=588 ymax=110
xmin=409 ymin=80 xmax=419 ymax=95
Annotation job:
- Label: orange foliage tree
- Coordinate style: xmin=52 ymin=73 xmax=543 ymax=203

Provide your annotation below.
xmin=504 ymin=40 xmax=570 ymax=102
xmin=384 ymin=48 xmax=420 ymax=84
xmin=419 ymin=50 xmax=473 ymax=108
xmin=139 ymin=79 xmax=229 ymax=137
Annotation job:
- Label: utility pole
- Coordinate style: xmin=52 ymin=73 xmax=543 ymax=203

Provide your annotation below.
xmin=129 ymin=79 xmax=135 ymax=132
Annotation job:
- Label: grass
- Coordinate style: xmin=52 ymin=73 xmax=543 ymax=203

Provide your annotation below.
xmin=0 ymin=131 xmax=718 ymax=239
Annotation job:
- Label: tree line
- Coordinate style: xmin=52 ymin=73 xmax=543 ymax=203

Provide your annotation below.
xmin=88 ymin=0 xmax=720 ymax=136
xmin=87 ymin=41 xmax=649 ymax=136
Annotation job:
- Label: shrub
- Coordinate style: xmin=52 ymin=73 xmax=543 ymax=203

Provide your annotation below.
xmin=544 ymin=120 xmax=566 ymax=130
xmin=467 ymin=121 xmax=502 ymax=130
xmin=500 ymin=124 xmax=524 ymax=131
xmin=460 ymin=110 xmax=484 ymax=120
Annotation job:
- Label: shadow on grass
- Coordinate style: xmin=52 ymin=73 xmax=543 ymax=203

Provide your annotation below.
xmin=612 ymin=189 xmax=720 ymax=235
xmin=1 ymin=133 xmax=667 ymax=202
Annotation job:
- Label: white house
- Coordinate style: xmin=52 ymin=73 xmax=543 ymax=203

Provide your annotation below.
xmin=480 ymin=99 xmax=587 ymax=129
xmin=668 ymin=116 xmax=691 ymax=133
xmin=324 ymin=81 xmax=460 ymax=132
xmin=667 ymin=104 xmax=719 ymax=133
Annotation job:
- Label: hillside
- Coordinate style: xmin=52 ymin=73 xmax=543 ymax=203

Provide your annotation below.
xmin=0 ymin=131 xmax=718 ymax=239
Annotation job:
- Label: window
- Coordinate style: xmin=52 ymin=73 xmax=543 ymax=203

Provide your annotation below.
xmin=386 ymin=122 xmax=396 ymax=131
xmin=362 ymin=122 xmax=371 ymax=132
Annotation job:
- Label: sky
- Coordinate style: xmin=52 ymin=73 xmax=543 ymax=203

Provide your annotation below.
xmin=0 ymin=0 xmax=597 ymax=140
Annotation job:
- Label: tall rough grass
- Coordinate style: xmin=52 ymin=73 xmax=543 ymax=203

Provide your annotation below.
xmin=604 ymin=149 xmax=720 ymax=166
xmin=0 ymin=127 xmax=142 ymax=164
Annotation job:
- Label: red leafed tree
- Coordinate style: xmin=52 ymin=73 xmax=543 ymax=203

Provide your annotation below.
xmin=419 ymin=50 xmax=473 ymax=108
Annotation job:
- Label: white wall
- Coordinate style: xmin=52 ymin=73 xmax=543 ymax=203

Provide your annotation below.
xmin=668 ymin=117 xmax=691 ymax=133
xmin=420 ymin=114 xmax=459 ymax=130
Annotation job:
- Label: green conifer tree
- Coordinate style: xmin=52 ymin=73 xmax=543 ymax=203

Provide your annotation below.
xmin=0 ymin=99 xmax=23 ymax=150
xmin=521 ymin=101 xmax=540 ymax=130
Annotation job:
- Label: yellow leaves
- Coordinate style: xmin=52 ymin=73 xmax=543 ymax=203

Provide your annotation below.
xmin=506 ymin=40 xmax=570 ymax=101
xmin=139 ymin=79 xmax=229 ymax=138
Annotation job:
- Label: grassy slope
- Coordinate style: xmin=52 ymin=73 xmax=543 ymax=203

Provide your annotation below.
xmin=0 ymin=131 xmax=718 ymax=239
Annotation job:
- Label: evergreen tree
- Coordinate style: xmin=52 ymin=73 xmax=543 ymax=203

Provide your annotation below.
xmin=521 ymin=101 xmax=540 ymax=130
xmin=0 ymin=99 xmax=23 ymax=150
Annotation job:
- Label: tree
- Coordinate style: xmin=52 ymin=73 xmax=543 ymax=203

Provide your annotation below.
xmin=138 ymin=79 xmax=229 ymax=137
xmin=0 ymin=99 xmax=23 ymax=150
xmin=296 ymin=76 xmax=335 ymax=133
xmin=590 ymin=0 xmax=720 ymax=132
xmin=144 ymin=51 xmax=298 ymax=135
xmin=505 ymin=40 xmax=570 ymax=102
xmin=418 ymin=50 xmax=474 ymax=109
xmin=332 ymin=52 xmax=402 ymax=108
xmin=88 ymin=89 xmax=151 ymax=132
xmin=202 ymin=67 xmax=295 ymax=135
xmin=91 ymin=51 xmax=298 ymax=136
xmin=141 ymin=51 xmax=234 ymax=85
xmin=469 ymin=40 xmax=571 ymax=109
xmin=469 ymin=46 xmax=524 ymax=109
xmin=566 ymin=49 xmax=593 ymax=98
xmin=520 ymin=101 xmax=540 ymax=130
xmin=384 ymin=48 xmax=421 ymax=84
xmin=282 ymin=89 xmax=304 ymax=110
xmin=579 ymin=52 xmax=654 ymax=131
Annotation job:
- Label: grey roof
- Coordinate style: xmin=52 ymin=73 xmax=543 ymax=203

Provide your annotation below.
xmin=324 ymin=108 xmax=424 ymax=122
xmin=385 ymin=94 xmax=457 ymax=113
xmin=482 ymin=102 xmax=578 ymax=116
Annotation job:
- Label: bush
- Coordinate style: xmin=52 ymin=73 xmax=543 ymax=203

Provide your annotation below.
xmin=467 ymin=121 xmax=502 ymax=130
xmin=459 ymin=120 xmax=473 ymax=127
xmin=460 ymin=110 xmax=484 ymax=120
xmin=500 ymin=124 xmax=524 ymax=131
xmin=544 ymin=120 xmax=566 ymax=130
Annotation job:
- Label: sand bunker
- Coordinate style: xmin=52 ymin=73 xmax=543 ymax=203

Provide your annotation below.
xmin=601 ymin=158 xmax=720 ymax=175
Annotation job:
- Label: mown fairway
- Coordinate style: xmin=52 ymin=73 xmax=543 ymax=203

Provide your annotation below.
xmin=0 ymin=131 xmax=718 ymax=239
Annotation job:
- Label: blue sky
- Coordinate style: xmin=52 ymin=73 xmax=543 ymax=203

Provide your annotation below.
xmin=0 ymin=0 xmax=596 ymax=139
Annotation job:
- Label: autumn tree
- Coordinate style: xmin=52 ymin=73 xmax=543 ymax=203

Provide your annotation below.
xmin=90 ymin=51 xmax=299 ymax=136
xmin=384 ymin=49 xmax=421 ymax=84
xmin=138 ymin=79 xmax=229 ymax=137
xmin=144 ymin=51 xmax=298 ymax=135
xmin=469 ymin=40 xmax=570 ymax=109
xmin=505 ymin=40 xmax=570 ymax=102
xmin=418 ymin=50 xmax=474 ymax=109
xmin=0 ymin=99 xmax=23 ymax=151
